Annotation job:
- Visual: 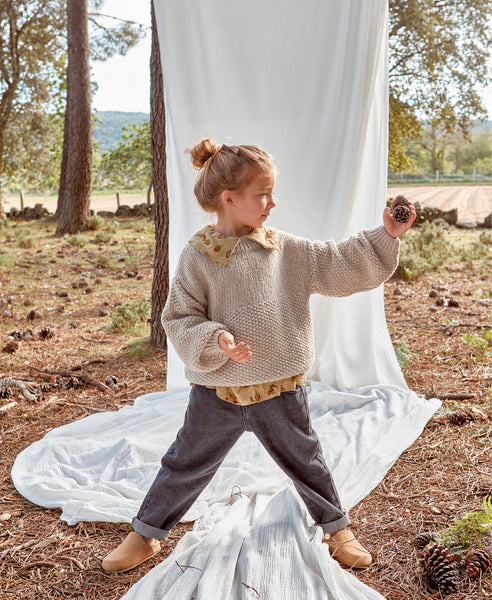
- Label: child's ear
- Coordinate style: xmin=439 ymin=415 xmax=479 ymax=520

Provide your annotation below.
xmin=220 ymin=190 xmax=235 ymax=207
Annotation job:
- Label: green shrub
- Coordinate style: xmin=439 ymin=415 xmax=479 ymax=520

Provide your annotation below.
xmin=109 ymin=299 xmax=150 ymax=333
xmin=479 ymin=230 xmax=492 ymax=246
xmin=95 ymin=254 xmax=110 ymax=268
xmin=88 ymin=215 xmax=105 ymax=230
xmin=68 ymin=233 xmax=85 ymax=247
xmin=105 ymin=220 xmax=119 ymax=234
xmin=461 ymin=329 xmax=492 ymax=362
xmin=15 ymin=228 xmax=33 ymax=248
xmin=394 ymin=222 xmax=451 ymax=280
xmin=435 ymin=496 xmax=492 ymax=555
xmin=94 ymin=230 xmax=112 ymax=244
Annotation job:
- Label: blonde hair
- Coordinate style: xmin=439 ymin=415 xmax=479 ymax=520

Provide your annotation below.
xmin=186 ymin=138 xmax=276 ymax=213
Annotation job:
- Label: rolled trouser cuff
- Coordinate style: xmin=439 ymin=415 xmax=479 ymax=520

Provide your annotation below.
xmin=132 ymin=516 xmax=170 ymax=541
xmin=319 ymin=512 xmax=351 ymax=535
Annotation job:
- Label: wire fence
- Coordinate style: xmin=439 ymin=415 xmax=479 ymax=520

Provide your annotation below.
xmin=388 ymin=170 xmax=492 ymax=185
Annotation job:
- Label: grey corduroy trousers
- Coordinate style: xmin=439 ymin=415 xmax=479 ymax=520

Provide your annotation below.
xmin=132 ymin=384 xmax=350 ymax=540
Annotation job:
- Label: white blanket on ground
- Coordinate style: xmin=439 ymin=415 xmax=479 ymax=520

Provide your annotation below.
xmin=12 ymin=383 xmax=440 ymax=599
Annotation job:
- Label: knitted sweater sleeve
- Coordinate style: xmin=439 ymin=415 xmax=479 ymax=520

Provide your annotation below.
xmin=306 ymin=225 xmax=400 ymax=297
xmin=161 ymin=249 xmax=229 ymax=373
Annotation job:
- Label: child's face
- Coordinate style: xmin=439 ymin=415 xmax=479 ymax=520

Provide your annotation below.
xmin=230 ymin=173 xmax=277 ymax=231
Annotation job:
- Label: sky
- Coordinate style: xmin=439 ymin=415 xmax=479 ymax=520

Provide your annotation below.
xmin=91 ymin=0 xmax=151 ymax=113
xmin=91 ymin=1 xmax=492 ymax=118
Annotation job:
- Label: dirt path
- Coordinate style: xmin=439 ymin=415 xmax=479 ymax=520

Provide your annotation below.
xmin=6 ymin=185 xmax=491 ymax=222
xmin=387 ymin=185 xmax=492 ymax=221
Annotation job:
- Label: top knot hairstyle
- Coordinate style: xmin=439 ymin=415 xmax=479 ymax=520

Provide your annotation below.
xmin=186 ymin=138 xmax=276 ymax=213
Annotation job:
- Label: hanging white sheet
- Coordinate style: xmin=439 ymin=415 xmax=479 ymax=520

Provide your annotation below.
xmin=12 ymin=1 xmax=441 ymax=598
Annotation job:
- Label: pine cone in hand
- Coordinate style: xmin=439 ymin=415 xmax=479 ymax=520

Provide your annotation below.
xmin=422 ymin=543 xmax=460 ymax=593
xmin=390 ymin=195 xmax=411 ymax=224
xmin=464 ymin=548 xmax=491 ymax=579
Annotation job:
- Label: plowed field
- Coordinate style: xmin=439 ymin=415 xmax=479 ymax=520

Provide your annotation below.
xmin=387 ymin=185 xmax=491 ymax=222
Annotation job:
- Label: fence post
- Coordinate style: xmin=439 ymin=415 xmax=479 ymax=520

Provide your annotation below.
xmin=20 ymin=190 xmax=24 ymax=210
xmin=116 ymin=191 xmax=120 ymax=209
xmin=435 ymin=169 xmax=439 ymax=182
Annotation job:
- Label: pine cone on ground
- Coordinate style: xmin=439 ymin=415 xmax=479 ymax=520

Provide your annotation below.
xmin=390 ymin=195 xmax=411 ymax=224
xmin=105 ymin=375 xmax=127 ymax=392
xmin=0 ymin=379 xmax=14 ymax=399
xmin=448 ymin=410 xmax=473 ymax=426
xmin=464 ymin=548 xmax=491 ymax=579
xmin=414 ymin=531 xmax=436 ymax=549
xmin=7 ymin=329 xmax=22 ymax=340
xmin=63 ymin=376 xmax=80 ymax=390
xmin=39 ymin=327 xmax=54 ymax=340
xmin=422 ymin=543 xmax=460 ymax=594
xmin=2 ymin=340 xmax=18 ymax=354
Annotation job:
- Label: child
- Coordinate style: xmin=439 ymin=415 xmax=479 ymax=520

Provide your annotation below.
xmin=102 ymin=138 xmax=416 ymax=573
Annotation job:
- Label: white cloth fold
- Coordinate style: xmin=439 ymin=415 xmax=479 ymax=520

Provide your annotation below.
xmin=12 ymin=384 xmax=439 ymax=599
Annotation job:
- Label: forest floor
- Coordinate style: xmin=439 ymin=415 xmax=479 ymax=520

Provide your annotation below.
xmin=0 ymin=215 xmax=490 ymax=599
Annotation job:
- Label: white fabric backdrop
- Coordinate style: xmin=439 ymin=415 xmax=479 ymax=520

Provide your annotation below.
xmin=12 ymin=1 xmax=441 ymax=598
xmin=158 ymin=0 xmax=404 ymax=390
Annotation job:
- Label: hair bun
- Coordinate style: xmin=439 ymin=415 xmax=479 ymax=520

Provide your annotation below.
xmin=187 ymin=138 xmax=221 ymax=169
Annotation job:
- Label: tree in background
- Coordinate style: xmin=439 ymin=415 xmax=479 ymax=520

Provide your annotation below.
xmin=388 ymin=0 xmax=491 ymax=171
xmin=149 ymin=0 xmax=169 ymax=350
xmin=55 ymin=0 xmax=92 ymax=235
xmin=55 ymin=0 xmax=145 ymax=235
xmin=0 ymin=0 xmax=65 ymax=217
xmin=98 ymin=121 xmax=151 ymax=193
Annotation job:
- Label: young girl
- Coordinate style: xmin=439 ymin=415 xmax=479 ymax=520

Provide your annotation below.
xmin=102 ymin=138 xmax=416 ymax=573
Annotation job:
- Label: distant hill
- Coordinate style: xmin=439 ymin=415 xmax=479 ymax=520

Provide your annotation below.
xmin=473 ymin=119 xmax=491 ymax=133
xmin=93 ymin=110 xmax=149 ymax=153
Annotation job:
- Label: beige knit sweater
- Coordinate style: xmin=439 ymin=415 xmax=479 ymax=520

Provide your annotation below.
xmin=161 ymin=225 xmax=399 ymax=387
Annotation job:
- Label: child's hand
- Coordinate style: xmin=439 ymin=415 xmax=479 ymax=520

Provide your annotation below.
xmin=218 ymin=332 xmax=252 ymax=363
xmin=383 ymin=201 xmax=417 ymax=238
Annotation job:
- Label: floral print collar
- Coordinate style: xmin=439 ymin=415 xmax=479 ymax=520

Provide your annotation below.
xmin=189 ymin=225 xmax=279 ymax=267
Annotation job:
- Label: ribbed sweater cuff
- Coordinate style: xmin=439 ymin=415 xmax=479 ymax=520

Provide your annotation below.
xmin=202 ymin=329 xmax=229 ymax=368
xmin=365 ymin=224 xmax=400 ymax=251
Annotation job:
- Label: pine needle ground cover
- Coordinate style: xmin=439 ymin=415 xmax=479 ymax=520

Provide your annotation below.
xmin=0 ymin=216 xmax=491 ymax=599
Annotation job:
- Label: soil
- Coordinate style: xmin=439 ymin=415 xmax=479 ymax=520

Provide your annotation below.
xmin=0 ymin=217 xmax=491 ymax=599
xmin=387 ymin=185 xmax=492 ymax=222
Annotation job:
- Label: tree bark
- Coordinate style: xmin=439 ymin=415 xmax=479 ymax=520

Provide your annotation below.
xmin=55 ymin=0 xmax=92 ymax=235
xmin=149 ymin=1 xmax=169 ymax=351
xmin=0 ymin=137 xmax=5 ymax=218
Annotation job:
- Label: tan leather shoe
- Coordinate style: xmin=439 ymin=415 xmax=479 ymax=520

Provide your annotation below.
xmin=102 ymin=532 xmax=161 ymax=573
xmin=323 ymin=528 xmax=373 ymax=569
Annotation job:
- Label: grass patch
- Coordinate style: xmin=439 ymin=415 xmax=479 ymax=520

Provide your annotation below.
xmin=0 ymin=253 xmax=14 ymax=267
xmin=123 ymin=336 xmax=153 ymax=359
xmin=393 ymin=337 xmax=418 ymax=369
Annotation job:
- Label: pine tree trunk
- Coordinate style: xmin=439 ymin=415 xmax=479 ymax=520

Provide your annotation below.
xmin=55 ymin=0 xmax=92 ymax=235
xmin=0 ymin=137 xmax=5 ymax=218
xmin=149 ymin=1 xmax=169 ymax=351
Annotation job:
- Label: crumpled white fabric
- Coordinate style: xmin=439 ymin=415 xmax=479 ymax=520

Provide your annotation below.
xmin=12 ymin=1 xmax=442 ymax=598
xmin=12 ymin=384 xmax=440 ymax=599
